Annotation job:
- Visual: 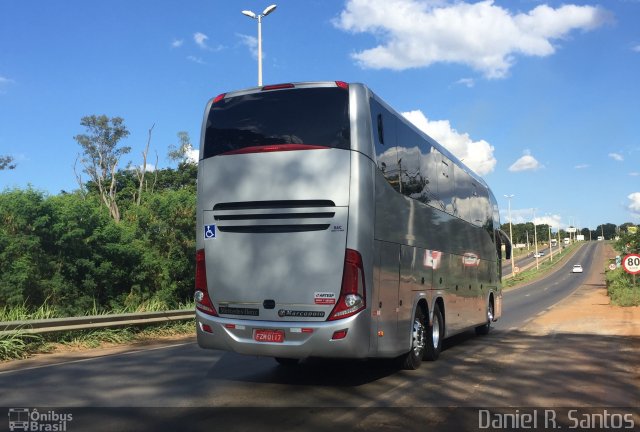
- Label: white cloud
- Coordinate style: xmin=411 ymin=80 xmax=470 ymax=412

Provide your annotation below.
xmin=237 ymin=33 xmax=259 ymax=59
xmin=632 ymin=44 xmax=640 ymax=53
xmin=509 ymin=150 xmax=543 ymax=172
xmin=534 ymin=213 xmax=562 ymax=229
xmin=128 ymin=163 xmax=156 ymax=173
xmin=185 ymin=146 xmax=199 ymax=164
xmin=402 ymin=110 xmax=496 ymax=175
xmin=171 ymin=39 xmax=184 ymax=48
xmin=187 ymin=56 xmax=206 ymax=65
xmin=630 ymin=172 xmax=640 ymax=177
xmin=194 ymin=32 xmax=210 ymax=49
xmin=574 ymin=164 xmax=589 ymax=169
xmin=628 ymin=192 xmax=640 ymax=215
xmin=456 ymin=78 xmax=475 ymax=88
xmin=334 ymin=0 xmax=610 ymax=78
xmin=608 ymin=152 xmax=624 ymax=161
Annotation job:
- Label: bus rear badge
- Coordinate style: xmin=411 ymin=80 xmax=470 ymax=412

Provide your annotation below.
xmin=314 ymin=292 xmax=336 ymax=305
xmin=278 ymin=310 xmax=325 ymax=318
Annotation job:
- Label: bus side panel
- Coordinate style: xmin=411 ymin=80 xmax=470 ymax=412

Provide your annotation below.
xmin=346 ymin=151 xmax=377 ymax=357
xmin=374 ymin=240 xmax=401 ymax=355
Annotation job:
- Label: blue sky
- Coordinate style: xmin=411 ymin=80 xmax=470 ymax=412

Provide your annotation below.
xmin=1 ymin=0 xmax=639 ymax=231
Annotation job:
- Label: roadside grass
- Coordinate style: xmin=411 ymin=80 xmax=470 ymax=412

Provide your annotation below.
xmin=0 ymin=300 xmax=195 ymax=362
xmin=606 ymin=268 xmax=640 ymax=306
xmin=0 ymin=300 xmax=58 ymax=322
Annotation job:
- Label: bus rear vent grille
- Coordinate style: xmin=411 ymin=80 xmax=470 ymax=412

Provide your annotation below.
xmin=212 ymin=200 xmax=336 ymax=234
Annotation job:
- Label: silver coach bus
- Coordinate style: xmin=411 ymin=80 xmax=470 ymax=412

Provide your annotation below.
xmin=195 ymin=81 xmax=511 ymax=369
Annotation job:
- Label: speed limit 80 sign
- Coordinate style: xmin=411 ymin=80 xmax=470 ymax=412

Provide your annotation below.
xmin=622 ymin=254 xmax=640 ymax=275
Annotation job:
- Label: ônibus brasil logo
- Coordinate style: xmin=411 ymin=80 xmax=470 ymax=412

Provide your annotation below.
xmin=7 ymin=408 xmax=73 ymax=432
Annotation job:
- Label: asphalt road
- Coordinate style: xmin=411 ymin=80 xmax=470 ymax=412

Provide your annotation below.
xmin=0 ymin=242 xmax=614 ymax=432
xmin=495 ymin=241 xmax=592 ymax=330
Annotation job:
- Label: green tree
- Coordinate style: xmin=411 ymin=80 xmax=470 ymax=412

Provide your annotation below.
xmin=0 ymin=159 xmax=198 ymax=315
xmin=0 ymin=155 xmax=16 ymax=170
xmin=615 ymin=227 xmax=640 ymax=254
xmin=0 ymin=188 xmax=56 ymax=307
xmin=167 ymin=131 xmax=194 ymax=164
xmin=595 ymin=223 xmax=618 ymax=240
xmin=74 ymin=115 xmax=131 ymax=222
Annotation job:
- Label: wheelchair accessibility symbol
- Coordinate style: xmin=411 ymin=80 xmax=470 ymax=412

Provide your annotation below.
xmin=204 ymin=224 xmax=216 ymax=239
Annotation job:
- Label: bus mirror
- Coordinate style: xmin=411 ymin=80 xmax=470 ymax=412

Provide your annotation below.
xmin=497 ymin=229 xmax=512 ymax=260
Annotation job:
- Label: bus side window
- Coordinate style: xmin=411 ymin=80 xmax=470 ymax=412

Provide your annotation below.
xmin=371 ymin=99 xmax=398 ymax=188
xmin=377 ymin=114 xmax=384 ymax=145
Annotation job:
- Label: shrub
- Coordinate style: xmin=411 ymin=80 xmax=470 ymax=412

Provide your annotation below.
xmin=606 ymin=268 xmax=640 ymax=307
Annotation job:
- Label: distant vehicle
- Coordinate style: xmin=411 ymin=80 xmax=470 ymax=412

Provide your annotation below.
xmin=550 ymin=239 xmax=557 ymax=247
xmin=572 ymin=264 xmax=583 ymax=273
xmin=597 ymin=236 xmax=604 ymax=241
xmin=563 ymin=238 xmax=571 ymax=245
xmin=533 ymin=252 xmax=545 ymax=258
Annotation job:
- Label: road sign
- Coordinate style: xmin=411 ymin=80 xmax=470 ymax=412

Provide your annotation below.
xmin=622 ymin=254 xmax=640 ymax=275
xmin=608 ymin=264 xmax=616 ymax=271
xmin=514 ymin=266 xmax=520 ymax=274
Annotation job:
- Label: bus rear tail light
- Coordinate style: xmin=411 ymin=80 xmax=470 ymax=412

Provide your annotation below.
xmin=328 ymin=249 xmax=366 ymax=321
xmin=195 ymin=249 xmax=217 ymax=316
xmin=220 ymin=144 xmax=329 ymax=155
xmin=262 ymin=83 xmax=295 ymax=91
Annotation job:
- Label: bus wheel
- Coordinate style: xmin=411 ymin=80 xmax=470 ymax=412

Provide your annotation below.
xmin=475 ymin=298 xmax=494 ymax=336
xmin=424 ymin=304 xmax=442 ymax=361
xmin=400 ymin=306 xmax=427 ymax=370
xmin=275 ymin=357 xmax=300 ymax=366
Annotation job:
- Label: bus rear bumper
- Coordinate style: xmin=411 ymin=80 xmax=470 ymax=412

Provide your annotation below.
xmin=196 ymin=310 xmax=371 ymax=359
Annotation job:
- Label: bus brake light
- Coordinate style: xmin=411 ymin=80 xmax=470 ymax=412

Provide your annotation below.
xmin=195 ymin=249 xmax=217 ymax=316
xmin=328 ymin=249 xmax=366 ymax=321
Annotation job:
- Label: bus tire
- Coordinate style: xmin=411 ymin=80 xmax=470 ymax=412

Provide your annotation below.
xmin=399 ymin=306 xmax=428 ymax=370
xmin=423 ymin=304 xmax=442 ymax=361
xmin=475 ymin=298 xmax=494 ymax=336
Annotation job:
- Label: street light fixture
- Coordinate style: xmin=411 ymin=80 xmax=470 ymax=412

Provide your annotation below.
xmin=504 ymin=194 xmax=515 ymax=277
xmin=241 ymin=4 xmax=277 ymax=86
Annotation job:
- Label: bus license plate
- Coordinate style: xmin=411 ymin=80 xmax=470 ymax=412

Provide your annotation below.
xmin=254 ymin=329 xmax=285 ymax=343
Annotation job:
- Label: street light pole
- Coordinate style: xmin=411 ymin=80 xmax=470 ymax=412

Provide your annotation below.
xmin=241 ymin=4 xmax=277 ymax=86
xmin=533 ymin=209 xmax=539 ymax=270
xmin=548 ymin=225 xmax=553 ymax=262
xmin=557 ymin=227 xmax=562 ymax=255
xmin=504 ymin=194 xmax=515 ymax=277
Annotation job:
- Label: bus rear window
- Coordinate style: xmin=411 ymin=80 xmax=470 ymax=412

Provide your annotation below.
xmin=203 ymin=87 xmax=350 ymax=158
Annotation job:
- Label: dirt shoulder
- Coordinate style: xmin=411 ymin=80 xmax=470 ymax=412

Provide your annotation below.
xmin=478 ymin=242 xmax=640 ymax=407
xmin=525 ymin=242 xmax=639 ymax=337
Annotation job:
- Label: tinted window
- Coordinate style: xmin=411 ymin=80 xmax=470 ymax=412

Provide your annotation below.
xmin=370 ymin=98 xmax=400 ymax=191
xmin=396 ymin=122 xmax=439 ymax=206
xmin=439 ymin=156 xmax=456 ymax=215
xmin=203 ymin=88 xmax=350 ymax=158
